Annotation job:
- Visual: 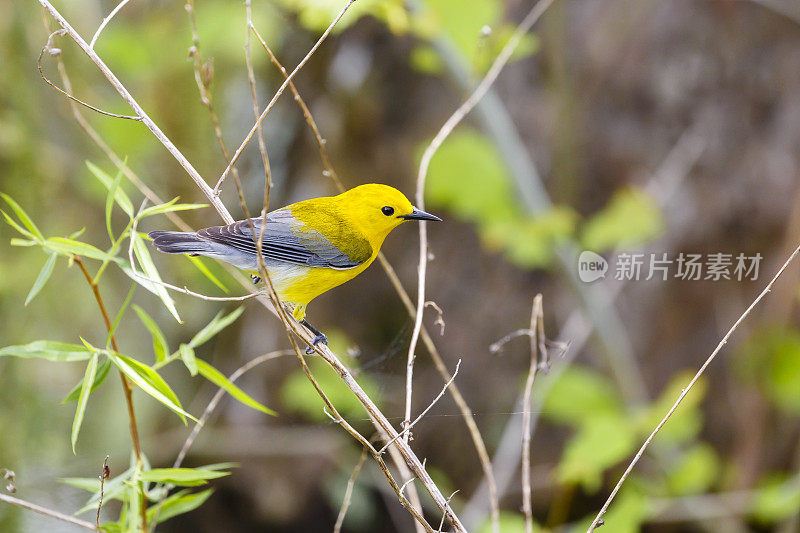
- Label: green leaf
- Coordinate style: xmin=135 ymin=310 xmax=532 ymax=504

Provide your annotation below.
xmin=580 ymin=187 xmax=664 ymax=252
xmin=132 ymin=305 xmax=169 ymax=363
xmin=556 ymin=414 xmax=637 ymax=492
xmin=107 ymin=284 xmax=136 ymax=347
xmin=137 ymin=198 xmax=207 ymax=219
xmin=0 ymin=340 xmax=92 ymax=362
xmin=64 ymin=466 xmax=136 ymax=515
xmin=10 ymin=238 xmax=37 ymax=247
xmin=45 ymin=237 xmax=120 ymax=262
xmin=485 ymin=208 xmax=578 ymax=268
xmin=2 ymin=210 xmax=36 ymax=239
xmin=86 ymin=161 xmax=134 ymax=218
xmin=25 ymin=253 xmax=57 ymax=306
xmin=188 ymin=307 xmax=244 ymax=348
xmin=179 ymin=344 xmax=198 ymax=376
xmin=63 ymin=357 xmax=112 ymax=403
xmin=132 ymin=232 xmax=181 ymax=323
xmin=107 ymin=352 xmax=194 ymax=422
xmin=666 ymin=443 xmax=720 ymax=496
xmin=196 ymin=359 xmax=275 ymax=415
xmin=1 ymin=193 xmax=44 ymax=241
xmin=425 ymin=128 xmax=519 ymax=225
xmin=71 ymin=354 xmax=98 ymax=453
xmin=185 ymin=255 xmax=228 ymax=293
xmin=542 ymin=366 xmax=624 ymax=427
xmin=139 ymin=468 xmax=229 ymax=486
xmin=147 ymin=489 xmax=214 ymax=524
xmin=105 ymin=167 xmax=124 ymax=240
xmin=750 ymin=473 xmax=800 ymax=524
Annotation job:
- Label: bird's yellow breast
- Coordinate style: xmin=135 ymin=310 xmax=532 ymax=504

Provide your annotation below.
xmin=264 ymin=257 xmax=375 ymax=320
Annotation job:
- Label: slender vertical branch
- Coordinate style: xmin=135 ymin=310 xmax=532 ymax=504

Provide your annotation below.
xmin=73 ymin=256 xmax=148 ymax=533
xmin=522 ymin=295 xmax=544 ymax=533
xmin=334 ymin=447 xmax=369 ymax=533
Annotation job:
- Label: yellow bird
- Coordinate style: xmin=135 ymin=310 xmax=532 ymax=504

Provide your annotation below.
xmin=149 ymin=184 xmax=441 ymax=352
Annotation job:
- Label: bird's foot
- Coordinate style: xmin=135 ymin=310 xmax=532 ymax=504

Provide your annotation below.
xmin=300 ymin=319 xmax=328 ymax=354
xmin=250 ymin=274 xmax=261 ymax=284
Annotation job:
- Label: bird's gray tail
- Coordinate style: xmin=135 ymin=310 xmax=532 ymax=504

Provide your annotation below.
xmin=148 ymin=231 xmax=211 ymax=255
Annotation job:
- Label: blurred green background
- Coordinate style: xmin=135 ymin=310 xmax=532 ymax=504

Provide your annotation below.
xmin=3 ymin=0 xmax=800 ymax=531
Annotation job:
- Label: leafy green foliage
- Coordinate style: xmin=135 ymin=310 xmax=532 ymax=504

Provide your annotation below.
xmin=196 ymin=359 xmax=276 ymax=416
xmin=62 ymin=358 xmax=113 ymax=403
xmin=580 ymin=188 xmax=664 ymax=252
xmin=106 ymin=349 xmax=194 ymax=422
xmin=639 ymin=370 xmax=707 ymax=444
xmin=145 ymin=489 xmax=214 ymax=524
xmin=750 ymin=473 xmax=800 ymax=524
xmin=666 ymin=443 xmax=720 ymax=495
xmin=71 ymin=354 xmax=99 ymax=453
xmin=556 ymin=413 xmax=637 ymax=491
xmin=0 ymin=340 xmax=93 ymax=362
xmin=133 ymin=305 xmax=170 ymax=363
xmin=133 ymin=232 xmax=182 ymax=323
xmin=24 ymin=253 xmax=56 ymax=306
xmin=425 ymin=128 xmax=578 ymax=268
xmin=736 ymin=327 xmax=800 ymax=414
xmin=139 ymin=468 xmax=229 ymax=486
xmin=477 ymin=512 xmax=543 ymax=533
xmin=542 ymin=366 xmax=624 ymax=426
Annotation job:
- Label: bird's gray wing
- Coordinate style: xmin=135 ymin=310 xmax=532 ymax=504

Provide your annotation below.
xmin=196 ymin=209 xmax=370 ymax=269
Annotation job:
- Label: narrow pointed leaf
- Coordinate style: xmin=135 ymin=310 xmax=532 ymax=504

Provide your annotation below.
xmin=2 ymin=210 xmax=35 ymax=239
xmin=107 ymin=352 xmax=194 ymax=422
xmin=138 ymin=468 xmax=229 ymax=486
xmin=132 ymin=305 xmax=169 ymax=362
xmin=62 ymin=357 xmax=112 ymax=403
xmin=45 ymin=237 xmax=120 ymax=262
xmin=189 ymin=307 xmax=244 ymax=349
xmin=133 ymin=232 xmax=181 ymax=323
xmin=137 ymin=198 xmax=207 ymax=219
xmin=146 ymin=489 xmax=213 ymax=524
xmin=86 ymin=161 xmax=134 ymax=218
xmin=71 ymin=354 xmax=98 ymax=453
xmin=1 ymin=193 xmax=44 ymax=241
xmin=25 ymin=253 xmax=57 ymax=306
xmin=105 ymin=169 xmax=124 ymax=241
xmin=185 ymin=255 xmax=228 ymax=293
xmin=10 ymin=238 xmax=37 ymax=247
xmin=197 ymin=359 xmax=275 ymax=416
xmin=179 ymin=344 xmax=198 ymax=376
xmin=0 ymin=340 xmax=92 ymax=362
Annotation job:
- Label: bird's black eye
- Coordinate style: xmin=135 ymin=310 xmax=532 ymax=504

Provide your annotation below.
xmin=381 ymin=206 xmax=395 ymax=216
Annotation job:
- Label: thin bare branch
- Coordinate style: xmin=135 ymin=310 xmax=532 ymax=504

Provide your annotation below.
xmin=38 ymin=0 xmax=233 ymax=224
xmin=213 ymin=0 xmax=356 ymax=194
xmin=380 ymin=359 xmax=461 ymax=454
xmin=522 ymin=295 xmax=544 ymax=533
xmin=96 ymin=455 xmax=110 ymax=530
xmin=0 ymin=493 xmax=96 ymax=531
xmin=90 ymin=0 xmax=131 ymax=49
xmin=334 ymin=448 xmax=369 ymax=533
xmin=38 ymin=31 xmax=141 ymax=121
xmin=587 ymin=242 xmax=800 ymax=531
xmin=244 ymin=1 xmax=272 ymax=195
xmin=405 ymin=4 xmax=555 ymax=528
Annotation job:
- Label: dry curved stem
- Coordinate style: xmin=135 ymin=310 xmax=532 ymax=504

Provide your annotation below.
xmin=587 ymin=242 xmax=800 ymax=532
xmin=334 ymin=448 xmax=369 ymax=533
xmin=38 ymin=30 xmax=141 ymax=121
xmin=73 ymin=255 xmax=148 ymax=533
xmin=0 ymin=493 xmax=96 ymax=531
xmin=244 ymin=1 xmax=272 ymax=193
xmin=212 ymin=0 xmax=356 ymax=194
xmin=90 ymin=0 xmax=131 ymax=50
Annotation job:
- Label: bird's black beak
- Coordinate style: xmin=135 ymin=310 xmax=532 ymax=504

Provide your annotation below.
xmin=399 ymin=207 xmax=442 ymax=222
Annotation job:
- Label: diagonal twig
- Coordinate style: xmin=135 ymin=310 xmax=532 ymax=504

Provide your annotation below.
xmin=587 ymin=242 xmax=800 ymax=531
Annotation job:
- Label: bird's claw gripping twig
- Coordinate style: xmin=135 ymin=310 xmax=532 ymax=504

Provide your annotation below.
xmin=300 ymin=319 xmax=328 ymax=354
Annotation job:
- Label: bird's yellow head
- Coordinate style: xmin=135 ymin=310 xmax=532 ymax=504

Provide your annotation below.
xmin=338 ymin=183 xmax=441 ymax=244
